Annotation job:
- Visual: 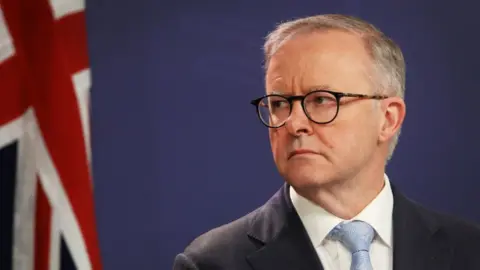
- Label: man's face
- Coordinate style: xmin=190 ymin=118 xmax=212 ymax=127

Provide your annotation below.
xmin=266 ymin=30 xmax=386 ymax=190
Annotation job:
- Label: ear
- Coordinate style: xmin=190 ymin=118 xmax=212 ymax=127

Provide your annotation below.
xmin=378 ymin=97 xmax=406 ymax=143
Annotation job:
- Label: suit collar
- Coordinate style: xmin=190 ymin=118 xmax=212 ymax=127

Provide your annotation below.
xmin=245 ymin=184 xmax=291 ymax=244
xmin=246 ymin=184 xmax=324 ymax=270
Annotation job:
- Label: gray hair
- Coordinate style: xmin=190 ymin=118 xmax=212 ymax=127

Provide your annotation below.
xmin=263 ymin=14 xmax=406 ymax=161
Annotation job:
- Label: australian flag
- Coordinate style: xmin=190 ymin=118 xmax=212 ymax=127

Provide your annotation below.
xmin=0 ymin=0 xmax=102 ymax=269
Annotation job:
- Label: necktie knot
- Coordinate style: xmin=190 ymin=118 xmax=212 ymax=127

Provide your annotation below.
xmin=329 ymin=220 xmax=375 ymax=254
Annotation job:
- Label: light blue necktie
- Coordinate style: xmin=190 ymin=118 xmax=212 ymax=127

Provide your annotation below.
xmin=329 ymin=220 xmax=375 ymax=270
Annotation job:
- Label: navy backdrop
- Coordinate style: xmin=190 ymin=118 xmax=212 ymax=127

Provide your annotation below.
xmin=85 ymin=1 xmax=480 ymax=269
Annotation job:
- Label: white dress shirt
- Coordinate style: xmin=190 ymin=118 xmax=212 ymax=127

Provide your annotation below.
xmin=289 ymin=174 xmax=394 ymax=270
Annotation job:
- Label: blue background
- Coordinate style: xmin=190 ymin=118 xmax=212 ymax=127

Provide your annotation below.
xmin=85 ymin=1 xmax=480 ymax=269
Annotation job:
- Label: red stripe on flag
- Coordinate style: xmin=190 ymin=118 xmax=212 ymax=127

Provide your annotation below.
xmin=0 ymin=57 xmax=26 ymax=125
xmin=56 ymin=12 xmax=89 ymax=74
xmin=0 ymin=0 xmax=29 ymax=125
xmin=34 ymin=179 xmax=51 ymax=270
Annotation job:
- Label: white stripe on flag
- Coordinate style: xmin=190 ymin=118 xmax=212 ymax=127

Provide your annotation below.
xmin=49 ymin=209 xmax=61 ymax=270
xmin=72 ymin=68 xmax=92 ymax=165
xmin=0 ymin=113 xmax=24 ymax=148
xmin=48 ymin=0 xmax=85 ymax=20
xmin=12 ymin=111 xmax=37 ymax=270
xmin=0 ymin=113 xmax=25 ymax=148
xmin=0 ymin=6 xmax=15 ymax=64
xmin=26 ymin=109 xmax=92 ymax=270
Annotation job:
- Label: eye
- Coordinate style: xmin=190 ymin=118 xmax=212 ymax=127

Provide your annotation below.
xmin=263 ymin=96 xmax=289 ymax=110
xmin=313 ymin=96 xmax=327 ymax=104
xmin=270 ymin=99 xmax=288 ymax=108
xmin=307 ymin=92 xmax=337 ymax=105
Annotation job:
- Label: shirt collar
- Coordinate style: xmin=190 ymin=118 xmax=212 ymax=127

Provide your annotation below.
xmin=289 ymin=174 xmax=394 ymax=248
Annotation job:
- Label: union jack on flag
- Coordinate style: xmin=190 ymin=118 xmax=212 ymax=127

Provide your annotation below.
xmin=0 ymin=0 xmax=102 ymax=269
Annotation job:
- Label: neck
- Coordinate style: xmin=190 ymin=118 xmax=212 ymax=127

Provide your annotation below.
xmin=297 ymin=159 xmax=386 ymax=220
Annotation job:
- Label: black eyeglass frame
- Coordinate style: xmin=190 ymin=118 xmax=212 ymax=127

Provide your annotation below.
xmin=250 ymin=90 xmax=389 ymax=128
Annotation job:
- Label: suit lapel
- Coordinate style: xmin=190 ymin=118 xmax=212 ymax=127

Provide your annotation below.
xmin=392 ymin=186 xmax=453 ymax=270
xmin=246 ymin=184 xmax=324 ymax=270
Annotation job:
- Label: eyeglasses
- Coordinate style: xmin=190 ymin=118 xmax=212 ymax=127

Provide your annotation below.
xmin=250 ymin=90 xmax=388 ymax=128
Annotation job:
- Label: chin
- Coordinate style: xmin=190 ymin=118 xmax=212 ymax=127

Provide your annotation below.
xmin=282 ymin=159 xmax=335 ymax=190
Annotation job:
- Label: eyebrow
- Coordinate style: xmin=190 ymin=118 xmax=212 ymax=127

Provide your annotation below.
xmin=308 ymin=84 xmax=334 ymax=91
xmin=270 ymin=85 xmax=334 ymax=95
xmin=271 ymin=90 xmax=285 ymax=95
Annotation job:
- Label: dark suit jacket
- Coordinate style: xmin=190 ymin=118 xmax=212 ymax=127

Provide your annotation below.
xmin=173 ymin=184 xmax=480 ymax=270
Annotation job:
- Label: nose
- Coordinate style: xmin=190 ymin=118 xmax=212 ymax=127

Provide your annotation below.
xmin=285 ymin=101 xmax=313 ymax=136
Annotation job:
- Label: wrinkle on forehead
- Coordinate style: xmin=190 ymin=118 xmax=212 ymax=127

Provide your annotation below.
xmin=265 ymin=30 xmax=375 ymax=95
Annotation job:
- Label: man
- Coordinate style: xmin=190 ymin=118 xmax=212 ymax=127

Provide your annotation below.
xmin=173 ymin=14 xmax=480 ymax=270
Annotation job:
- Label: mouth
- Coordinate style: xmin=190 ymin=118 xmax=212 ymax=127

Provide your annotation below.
xmin=288 ymin=149 xmax=319 ymax=159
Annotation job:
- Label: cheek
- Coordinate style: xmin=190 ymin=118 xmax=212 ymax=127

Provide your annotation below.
xmin=269 ymin=129 xmax=287 ymax=159
xmin=312 ymin=126 xmax=335 ymax=149
xmin=332 ymin=120 xmax=376 ymax=156
xmin=312 ymin=122 xmax=361 ymax=155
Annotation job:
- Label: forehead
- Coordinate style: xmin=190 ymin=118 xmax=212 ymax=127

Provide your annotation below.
xmin=265 ymin=30 xmax=372 ymax=94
